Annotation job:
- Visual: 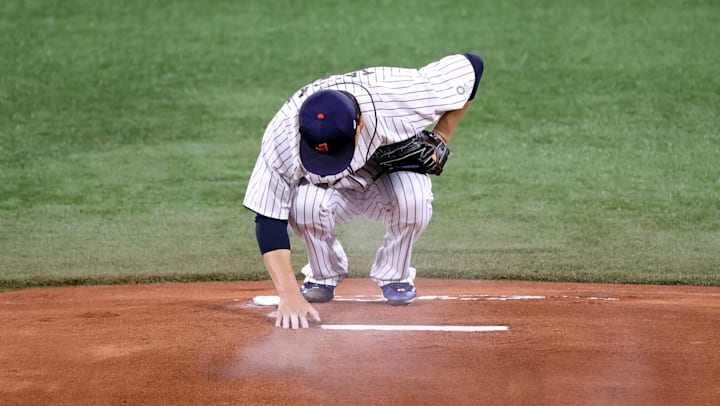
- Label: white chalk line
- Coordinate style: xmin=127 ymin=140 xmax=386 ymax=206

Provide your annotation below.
xmin=242 ymin=293 xmax=620 ymax=309
xmin=320 ymin=324 xmax=508 ymax=332
xmin=332 ymin=294 xmax=619 ymax=303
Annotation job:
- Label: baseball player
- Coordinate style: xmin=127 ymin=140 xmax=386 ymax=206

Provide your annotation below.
xmin=243 ymin=53 xmax=484 ymax=329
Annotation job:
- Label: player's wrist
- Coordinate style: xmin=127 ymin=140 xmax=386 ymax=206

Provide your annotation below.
xmin=433 ymin=130 xmax=449 ymax=143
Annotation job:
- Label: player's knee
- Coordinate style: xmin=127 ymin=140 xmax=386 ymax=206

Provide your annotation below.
xmin=290 ymin=206 xmax=334 ymax=235
xmin=395 ymin=197 xmax=433 ymax=229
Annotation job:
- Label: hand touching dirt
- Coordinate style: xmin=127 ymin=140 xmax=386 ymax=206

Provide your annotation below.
xmin=276 ymin=292 xmax=321 ymax=329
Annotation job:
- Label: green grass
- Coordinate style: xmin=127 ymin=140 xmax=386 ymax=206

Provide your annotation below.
xmin=1 ymin=0 xmax=719 ymax=290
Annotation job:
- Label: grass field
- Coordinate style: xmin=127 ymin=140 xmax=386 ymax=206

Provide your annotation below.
xmin=1 ymin=0 xmax=719 ymax=290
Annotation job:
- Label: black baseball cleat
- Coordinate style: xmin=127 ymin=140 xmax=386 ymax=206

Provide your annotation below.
xmin=301 ymin=282 xmax=336 ymax=303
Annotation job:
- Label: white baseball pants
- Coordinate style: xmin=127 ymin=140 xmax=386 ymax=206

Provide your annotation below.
xmin=289 ymin=170 xmax=433 ymax=287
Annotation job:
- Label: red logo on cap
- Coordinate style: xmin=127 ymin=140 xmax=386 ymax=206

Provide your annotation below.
xmin=315 ymin=143 xmax=329 ymax=153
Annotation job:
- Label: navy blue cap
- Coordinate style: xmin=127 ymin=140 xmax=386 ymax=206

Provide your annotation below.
xmin=299 ymin=90 xmax=358 ymax=176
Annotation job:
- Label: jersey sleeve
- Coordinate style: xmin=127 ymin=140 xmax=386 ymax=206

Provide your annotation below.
xmin=367 ymin=54 xmax=479 ymax=144
xmin=242 ymin=113 xmax=301 ymax=220
xmin=417 ymin=54 xmax=477 ymax=113
xmin=242 ymin=152 xmax=295 ymax=220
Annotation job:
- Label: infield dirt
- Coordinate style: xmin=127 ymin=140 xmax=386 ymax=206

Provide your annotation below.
xmin=1 ymin=279 xmax=719 ymax=405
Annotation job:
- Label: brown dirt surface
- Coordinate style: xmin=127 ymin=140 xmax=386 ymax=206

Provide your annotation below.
xmin=1 ymin=279 xmax=719 ymax=405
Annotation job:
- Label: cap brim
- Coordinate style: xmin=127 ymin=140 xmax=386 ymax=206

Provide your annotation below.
xmin=299 ymin=137 xmax=355 ymax=177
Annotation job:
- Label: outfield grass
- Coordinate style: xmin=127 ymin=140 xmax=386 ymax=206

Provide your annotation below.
xmin=1 ymin=0 xmax=719 ymax=289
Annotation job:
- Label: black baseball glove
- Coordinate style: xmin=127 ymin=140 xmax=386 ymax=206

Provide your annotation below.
xmin=371 ymin=130 xmax=450 ymax=175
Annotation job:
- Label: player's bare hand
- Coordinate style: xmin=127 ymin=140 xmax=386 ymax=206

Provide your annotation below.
xmin=276 ymin=293 xmax=321 ymax=329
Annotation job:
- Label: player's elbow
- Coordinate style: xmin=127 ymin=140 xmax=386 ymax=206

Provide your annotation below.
xmin=462 ymin=53 xmax=484 ymax=100
xmin=255 ymin=214 xmax=290 ymax=254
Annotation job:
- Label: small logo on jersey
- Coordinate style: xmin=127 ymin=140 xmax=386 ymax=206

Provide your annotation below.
xmin=315 ymin=143 xmax=329 ymax=153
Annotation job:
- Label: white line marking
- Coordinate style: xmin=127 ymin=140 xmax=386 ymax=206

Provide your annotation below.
xmin=485 ymin=295 xmax=546 ymax=301
xmin=333 ymin=294 xmax=619 ymax=302
xmin=333 ymin=297 xmax=383 ymax=303
xmin=320 ymin=324 xmax=509 ymax=332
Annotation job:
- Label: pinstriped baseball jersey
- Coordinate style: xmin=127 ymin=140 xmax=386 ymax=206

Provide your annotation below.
xmin=243 ymin=54 xmax=476 ymax=220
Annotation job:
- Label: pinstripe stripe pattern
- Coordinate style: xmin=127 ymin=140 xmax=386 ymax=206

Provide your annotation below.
xmin=243 ymin=54 xmax=476 ymax=286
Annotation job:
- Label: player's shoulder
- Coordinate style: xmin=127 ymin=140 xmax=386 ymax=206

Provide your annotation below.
xmin=418 ymin=54 xmax=474 ymax=74
xmin=354 ymin=54 xmax=472 ymax=85
xmin=365 ymin=54 xmax=470 ymax=73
